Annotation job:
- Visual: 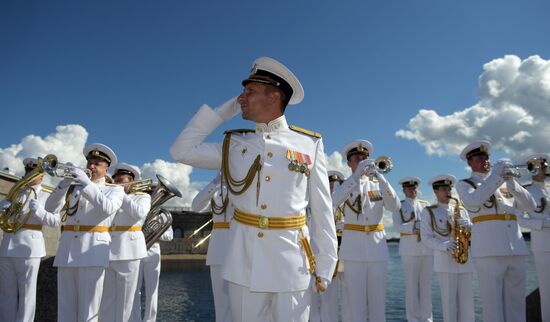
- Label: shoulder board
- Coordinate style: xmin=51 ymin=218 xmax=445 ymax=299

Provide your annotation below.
xmin=545 ymin=183 xmax=550 ymax=187
xmin=223 ymin=129 xmax=255 ymax=135
xmin=522 ymin=183 xmax=532 ymax=188
xmin=426 ymin=205 xmax=438 ymax=209
xmin=131 ymin=192 xmax=148 ymax=195
xmin=289 ymin=125 xmax=321 ymax=138
xmin=417 ymin=199 xmax=429 ymax=203
xmin=105 ymin=183 xmax=119 ymax=187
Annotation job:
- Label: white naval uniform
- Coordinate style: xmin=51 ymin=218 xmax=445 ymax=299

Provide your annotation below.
xmin=191 ymin=176 xmax=233 ymax=322
xmin=518 ymin=181 xmax=550 ymax=322
xmin=309 ymin=206 xmax=347 ymax=322
xmin=170 ymin=105 xmax=338 ymax=322
xmin=45 ymin=177 xmax=124 ymax=322
xmin=131 ymin=227 xmax=173 ymax=322
xmin=0 ymin=184 xmax=60 ymax=322
xmin=456 ymin=172 xmax=536 ymax=322
xmin=391 ymin=198 xmax=433 ymax=322
xmin=331 ymin=173 xmax=400 ymax=322
xmin=420 ymin=203 xmax=475 ymax=322
xmin=100 ymin=192 xmax=150 ymax=322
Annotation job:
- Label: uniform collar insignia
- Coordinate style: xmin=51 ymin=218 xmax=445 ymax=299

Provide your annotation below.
xmin=256 ymin=115 xmax=288 ymax=133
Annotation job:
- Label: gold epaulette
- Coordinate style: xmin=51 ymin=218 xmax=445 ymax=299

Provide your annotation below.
xmin=223 ymin=129 xmax=255 ymax=135
xmin=289 ymin=125 xmax=321 ymax=138
xmin=417 ymin=199 xmax=429 ymax=203
xmin=42 ymin=186 xmax=54 ymax=193
xmin=426 ymin=205 xmax=438 ymax=209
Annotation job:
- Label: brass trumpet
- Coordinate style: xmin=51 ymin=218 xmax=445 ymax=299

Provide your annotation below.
xmin=47 ymin=161 xmax=92 ymax=180
xmin=503 ymin=158 xmax=548 ymax=178
xmin=111 ymin=179 xmax=153 ymax=194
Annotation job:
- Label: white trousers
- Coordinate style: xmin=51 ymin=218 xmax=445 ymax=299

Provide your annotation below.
xmin=475 ymin=256 xmax=526 ymax=322
xmin=402 ymin=255 xmax=433 ymax=322
xmin=100 ymin=259 xmax=141 ymax=322
xmin=57 ymin=266 xmax=105 ymax=322
xmin=210 ymin=265 xmax=232 ymax=322
xmin=436 ymin=272 xmax=474 ymax=322
xmin=227 ymin=281 xmax=310 ymax=322
xmin=131 ymin=249 xmax=161 ymax=322
xmin=342 ymin=260 xmax=387 ymax=322
xmin=534 ymin=251 xmax=550 ymax=322
xmin=320 ymin=272 xmax=345 ymax=322
xmin=0 ymin=257 xmax=40 ymax=322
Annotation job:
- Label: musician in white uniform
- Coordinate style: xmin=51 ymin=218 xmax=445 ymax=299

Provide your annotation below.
xmin=331 ymin=140 xmax=400 ymax=322
xmin=392 ymin=176 xmax=433 ymax=322
xmin=191 ymin=173 xmax=232 ymax=322
xmin=101 ymin=163 xmax=150 ymax=322
xmin=170 ymin=56 xmax=338 ymax=322
xmin=131 ymin=226 xmax=173 ymax=322
xmin=45 ymin=143 xmax=124 ymax=322
xmin=310 ymin=170 xmax=348 ymax=322
xmin=455 ymin=141 xmax=536 ymax=322
xmin=516 ymin=153 xmax=550 ymax=321
xmin=0 ymin=157 xmax=60 ymax=322
xmin=420 ymin=175 xmax=474 ymax=322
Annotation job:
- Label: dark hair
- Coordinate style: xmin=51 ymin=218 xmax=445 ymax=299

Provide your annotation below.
xmin=265 ymin=84 xmax=289 ymax=111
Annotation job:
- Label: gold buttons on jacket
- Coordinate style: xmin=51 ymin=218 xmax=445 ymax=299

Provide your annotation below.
xmin=261 ymin=204 xmax=267 ymax=209
xmin=267 ymin=152 xmax=273 ymax=158
xmin=265 ymin=176 xmax=271 ymax=182
xmin=257 ymin=232 xmax=264 ymax=238
xmin=266 ymin=135 xmax=271 ymax=140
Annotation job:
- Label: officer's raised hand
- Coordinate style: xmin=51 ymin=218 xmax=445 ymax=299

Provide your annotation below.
xmin=214 ymin=96 xmax=241 ymax=121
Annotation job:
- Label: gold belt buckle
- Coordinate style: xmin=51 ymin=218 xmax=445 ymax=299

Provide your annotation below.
xmin=74 ymin=225 xmax=80 ymax=232
xmin=258 ymin=216 xmax=269 ymax=229
xmin=504 ymin=214 xmax=511 ymax=221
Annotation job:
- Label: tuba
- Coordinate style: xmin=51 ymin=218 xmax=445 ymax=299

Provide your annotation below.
xmin=449 ymin=196 xmax=471 ymax=264
xmin=142 ymin=175 xmax=182 ymax=249
xmin=0 ymin=154 xmax=58 ymax=233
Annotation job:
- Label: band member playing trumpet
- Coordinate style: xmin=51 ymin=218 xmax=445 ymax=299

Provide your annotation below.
xmin=100 ymin=163 xmax=150 ymax=322
xmin=517 ymin=153 xmax=550 ymax=321
xmin=331 ymin=140 xmax=400 ymax=322
xmin=45 ymin=143 xmax=124 ymax=322
xmin=455 ymin=141 xmax=536 ymax=322
xmin=191 ymin=173 xmax=232 ymax=322
xmin=391 ymin=176 xmax=433 ymax=322
xmin=420 ymin=175 xmax=474 ymax=322
xmin=0 ymin=158 xmax=60 ymax=322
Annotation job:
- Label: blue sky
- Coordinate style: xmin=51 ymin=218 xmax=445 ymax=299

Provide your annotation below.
xmin=2 ymin=0 xmax=550 ymax=206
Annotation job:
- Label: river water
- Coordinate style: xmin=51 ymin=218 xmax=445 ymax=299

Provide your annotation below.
xmin=153 ymin=243 xmax=539 ymax=321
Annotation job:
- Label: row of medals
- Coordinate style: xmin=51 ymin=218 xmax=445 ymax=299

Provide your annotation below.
xmin=288 ymin=161 xmax=310 ymax=176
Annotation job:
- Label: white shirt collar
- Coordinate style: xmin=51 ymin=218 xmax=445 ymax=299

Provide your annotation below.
xmin=437 ymin=202 xmax=450 ymax=209
xmin=406 ymin=197 xmax=416 ymax=204
xmin=533 ymin=180 xmax=546 ymax=187
xmin=255 ymin=115 xmax=287 ymax=133
xmin=93 ymin=177 xmax=106 ymax=184
xmin=472 ymin=171 xmax=489 ymax=179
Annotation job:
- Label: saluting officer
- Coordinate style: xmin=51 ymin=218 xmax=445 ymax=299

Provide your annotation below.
xmin=331 ymin=140 xmax=400 ymax=322
xmin=46 ymin=143 xmax=124 ymax=322
xmin=420 ymin=175 xmax=474 ymax=322
xmin=191 ymin=173 xmax=232 ymax=322
xmin=392 ymin=176 xmax=433 ymax=322
xmin=516 ymin=153 xmax=550 ymax=321
xmin=170 ymin=57 xmax=338 ymax=322
xmin=455 ymin=141 xmax=536 ymax=322
xmin=100 ymin=163 xmax=150 ymax=322
xmin=0 ymin=158 xmax=60 ymax=322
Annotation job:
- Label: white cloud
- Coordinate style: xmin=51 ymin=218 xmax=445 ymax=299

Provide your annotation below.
xmin=325 ymin=151 xmax=351 ymax=178
xmin=0 ymin=124 xmax=88 ymax=186
xmin=396 ymin=55 xmax=550 ymax=161
xmin=140 ymin=159 xmax=199 ymax=208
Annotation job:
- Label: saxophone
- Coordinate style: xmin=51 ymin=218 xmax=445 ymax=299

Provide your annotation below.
xmin=448 ymin=196 xmax=471 ymax=264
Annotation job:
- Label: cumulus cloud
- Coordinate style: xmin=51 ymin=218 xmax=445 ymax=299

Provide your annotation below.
xmin=325 ymin=151 xmax=351 ymax=178
xmin=0 ymin=124 xmax=88 ymax=186
xmin=396 ymin=55 xmax=550 ymax=160
xmin=140 ymin=159 xmax=200 ymax=208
